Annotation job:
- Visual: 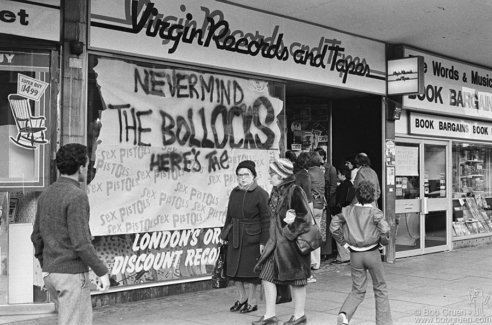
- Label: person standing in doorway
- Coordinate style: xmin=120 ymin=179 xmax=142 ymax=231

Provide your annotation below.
xmin=345 ymin=154 xmax=359 ymax=185
xmin=314 ymin=147 xmax=337 ymax=258
xmin=330 ymin=180 xmax=392 ymax=325
xmin=31 ymin=143 xmax=110 ymax=325
xmin=330 ymin=165 xmax=354 ymax=264
xmin=352 ymin=153 xmax=381 ymax=208
xmin=221 ymin=160 xmax=271 ymax=314
xmin=294 ymin=152 xmax=314 ymax=212
xmin=307 ymin=151 xmax=325 ymax=272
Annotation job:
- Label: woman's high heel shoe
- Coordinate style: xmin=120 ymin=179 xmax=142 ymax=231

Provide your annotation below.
xmin=230 ymin=299 xmax=248 ymax=312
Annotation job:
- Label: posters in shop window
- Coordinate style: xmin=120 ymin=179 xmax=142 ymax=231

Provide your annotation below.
xmin=88 ymin=58 xmax=282 ymax=236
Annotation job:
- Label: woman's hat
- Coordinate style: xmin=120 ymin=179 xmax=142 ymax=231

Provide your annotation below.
xmin=236 ymin=160 xmax=257 ymax=177
xmin=269 ymin=158 xmax=294 ymax=179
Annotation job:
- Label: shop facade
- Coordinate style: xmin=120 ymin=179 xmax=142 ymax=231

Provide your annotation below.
xmin=2 ymin=0 xmax=433 ymax=311
xmin=394 ymin=47 xmax=492 ymax=258
xmin=83 ymin=0 xmax=388 ymax=303
xmin=0 ymin=0 xmax=61 ymax=312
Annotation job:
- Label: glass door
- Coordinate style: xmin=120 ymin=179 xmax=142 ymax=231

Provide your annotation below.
xmin=395 ymin=138 xmax=451 ymax=258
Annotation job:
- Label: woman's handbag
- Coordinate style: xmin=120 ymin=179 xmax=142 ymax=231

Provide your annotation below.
xmin=275 ymin=284 xmax=292 ymax=304
xmin=296 ymin=217 xmax=323 ymax=254
xmin=211 ymin=243 xmax=229 ymax=289
xmin=288 ymin=186 xmax=323 ymax=255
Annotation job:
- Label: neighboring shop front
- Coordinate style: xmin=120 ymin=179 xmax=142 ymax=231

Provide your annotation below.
xmin=87 ymin=0 xmax=387 ymax=301
xmin=0 ymin=0 xmax=60 ymax=312
xmin=395 ymin=46 xmax=492 ymax=258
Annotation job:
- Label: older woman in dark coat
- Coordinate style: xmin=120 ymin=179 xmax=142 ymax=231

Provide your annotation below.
xmin=253 ymin=159 xmax=312 ymax=325
xmin=220 ymin=160 xmax=270 ymax=314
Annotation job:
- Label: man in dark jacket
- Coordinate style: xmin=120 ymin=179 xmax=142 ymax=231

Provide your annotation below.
xmin=314 ymin=147 xmax=337 ymax=256
xmin=31 ymin=144 xmax=110 ymax=325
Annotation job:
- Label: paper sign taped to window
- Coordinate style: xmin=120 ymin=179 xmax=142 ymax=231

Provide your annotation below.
xmin=17 ymin=74 xmax=49 ymax=101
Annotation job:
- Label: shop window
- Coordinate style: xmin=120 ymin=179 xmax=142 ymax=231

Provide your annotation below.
xmin=452 ymin=143 xmax=492 ymax=238
xmin=86 ymin=55 xmax=285 ymax=290
xmin=0 ymin=49 xmax=52 ymax=189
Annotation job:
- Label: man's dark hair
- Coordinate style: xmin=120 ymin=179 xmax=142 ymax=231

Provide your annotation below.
xmin=314 ymin=147 xmax=326 ymax=161
xmin=345 ymin=154 xmax=356 ymax=168
xmin=337 ymin=165 xmax=352 ymax=180
xmin=296 ymin=152 xmax=311 ymax=170
xmin=308 ymin=151 xmax=322 ymax=167
xmin=355 ymin=180 xmax=375 ymax=204
xmin=285 ymin=151 xmax=297 ymax=163
xmin=356 ymin=153 xmax=371 ymax=167
xmin=56 ymin=143 xmax=88 ymax=175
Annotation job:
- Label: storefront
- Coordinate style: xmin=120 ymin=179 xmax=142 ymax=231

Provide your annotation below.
xmin=394 ymin=47 xmax=492 ymax=258
xmin=0 ymin=0 xmax=60 ymax=313
xmin=86 ymin=0 xmax=387 ymax=302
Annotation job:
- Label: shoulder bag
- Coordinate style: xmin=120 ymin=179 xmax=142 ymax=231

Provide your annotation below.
xmin=288 ymin=186 xmax=323 ymax=255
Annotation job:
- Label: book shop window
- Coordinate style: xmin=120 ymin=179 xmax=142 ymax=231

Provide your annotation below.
xmin=452 ymin=143 xmax=492 ymax=237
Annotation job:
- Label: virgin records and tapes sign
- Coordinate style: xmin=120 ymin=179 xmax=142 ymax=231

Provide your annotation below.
xmin=89 ymin=0 xmax=386 ymax=94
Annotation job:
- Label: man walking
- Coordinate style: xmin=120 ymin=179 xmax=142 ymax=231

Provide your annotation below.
xmin=31 ymin=143 xmax=110 ymax=325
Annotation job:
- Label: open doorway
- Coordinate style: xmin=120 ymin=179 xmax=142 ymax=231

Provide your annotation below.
xmin=284 ymin=81 xmax=383 ymax=259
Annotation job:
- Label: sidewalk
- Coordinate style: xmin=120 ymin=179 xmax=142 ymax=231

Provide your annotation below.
xmin=4 ymin=244 xmax=492 ymax=325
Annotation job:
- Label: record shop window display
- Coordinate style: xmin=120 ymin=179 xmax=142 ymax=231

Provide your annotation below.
xmin=86 ymin=54 xmax=286 ymax=290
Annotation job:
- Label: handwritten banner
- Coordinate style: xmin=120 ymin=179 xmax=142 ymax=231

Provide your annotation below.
xmin=88 ymin=58 xmax=282 ymax=235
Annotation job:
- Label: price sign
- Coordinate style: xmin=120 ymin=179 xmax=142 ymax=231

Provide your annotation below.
xmin=17 ymin=74 xmax=49 ymax=101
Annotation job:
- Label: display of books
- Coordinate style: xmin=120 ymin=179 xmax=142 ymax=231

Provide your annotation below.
xmin=476 ymin=221 xmax=488 ymax=233
xmin=453 ymin=222 xmax=464 ymax=236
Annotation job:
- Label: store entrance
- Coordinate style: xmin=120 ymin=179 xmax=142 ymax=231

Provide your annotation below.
xmin=395 ymin=138 xmax=451 ymax=258
xmin=285 ymin=82 xmax=383 ymax=257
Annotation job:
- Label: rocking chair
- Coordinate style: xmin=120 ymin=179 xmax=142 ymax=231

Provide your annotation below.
xmin=8 ymin=94 xmax=48 ymax=149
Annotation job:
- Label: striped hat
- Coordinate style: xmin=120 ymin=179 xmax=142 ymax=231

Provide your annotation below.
xmin=269 ymin=158 xmax=294 ymax=179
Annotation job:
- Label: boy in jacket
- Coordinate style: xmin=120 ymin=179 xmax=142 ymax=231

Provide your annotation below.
xmin=330 ymin=180 xmax=392 ymax=325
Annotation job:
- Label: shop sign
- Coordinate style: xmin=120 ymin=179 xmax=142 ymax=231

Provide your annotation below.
xmin=403 ymin=48 xmax=492 ymax=120
xmin=409 ymin=112 xmax=492 ymax=142
xmin=387 ymin=56 xmax=425 ymax=95
xmin=89 ymin=0 xmax=386 ymax=95
xmin=88 ymin=58 xmax=282 ymax=236
xmin=1 ymin=1 xmax=60 ymax=42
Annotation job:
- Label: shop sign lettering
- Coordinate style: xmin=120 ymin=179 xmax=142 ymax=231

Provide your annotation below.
xmin=409 ymin=112 xmax=492 ymax=141
xmin=90 ymin=0 xmax=386 ymax=93
xmin=404 ymin=48 xmax=492 ymax=119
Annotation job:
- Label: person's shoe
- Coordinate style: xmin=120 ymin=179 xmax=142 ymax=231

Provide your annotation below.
xmin=230 ymin=299 xmax=248 ymax=312
xmin=240 ymin=303 xmax=258 ymax=313
xmin=307 ymin=275 xmax=316 ymax=283
xmin=252 ymin=316 xmax=278 ymax=325
xmin=332 ymin=260 xmax=350 ymax=265
xmin=283 ymin=315 xmax=307 ymax=325
xmin=337 ymin=312 xmax=349 ymax=325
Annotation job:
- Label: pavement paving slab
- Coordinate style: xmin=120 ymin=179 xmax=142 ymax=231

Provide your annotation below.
xmin=3 ymin=244 xmax=492 ymax=325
